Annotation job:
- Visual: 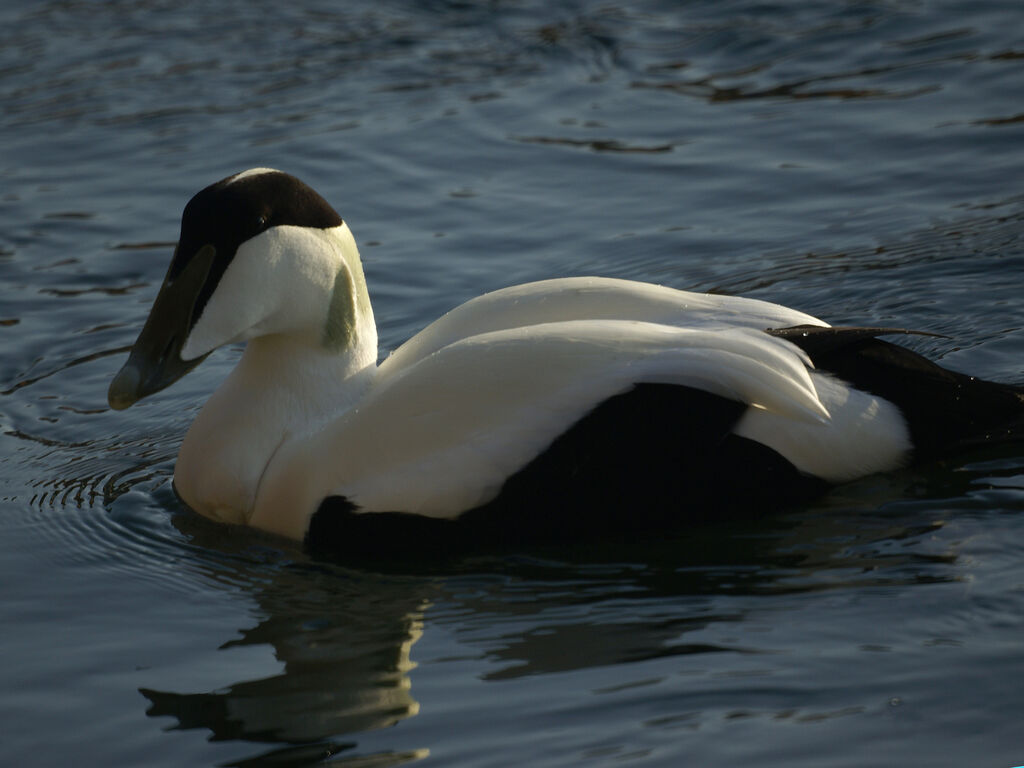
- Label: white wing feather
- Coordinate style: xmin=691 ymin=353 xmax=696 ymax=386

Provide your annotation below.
xmin=385 ymin=277 xmax=829 ymax=371
xmin=250 ymin=319 xmax=831 ymax=538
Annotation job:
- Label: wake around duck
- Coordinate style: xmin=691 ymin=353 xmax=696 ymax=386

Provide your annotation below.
xmin=108 ymin=169 xmax=1024 ymax=557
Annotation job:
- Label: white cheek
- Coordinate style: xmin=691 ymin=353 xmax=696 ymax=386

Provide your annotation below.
xmin=181 ymin=226 xmax=339 ymax=360
xmin=181 ymin=235 xmax=278 ymax=360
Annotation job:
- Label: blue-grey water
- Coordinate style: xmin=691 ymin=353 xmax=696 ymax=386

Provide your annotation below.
xmin=2 ymin=1 xmax=1024 ymax=766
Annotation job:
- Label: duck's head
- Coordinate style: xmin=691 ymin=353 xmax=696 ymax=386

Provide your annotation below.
xmin=108 ymin=168 xmax=374 ymax=410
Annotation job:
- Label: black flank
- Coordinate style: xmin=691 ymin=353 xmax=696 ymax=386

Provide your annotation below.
xmin=306 ymin=384 xmax=829 ymax=560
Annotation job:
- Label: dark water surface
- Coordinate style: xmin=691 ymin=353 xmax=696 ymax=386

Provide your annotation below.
xmin=3 ymin=1 xmax=1024 ymax=766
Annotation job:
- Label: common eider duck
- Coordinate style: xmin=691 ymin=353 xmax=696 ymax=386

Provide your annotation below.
xmin=108 ymin=169 xmax=1024 ymax=557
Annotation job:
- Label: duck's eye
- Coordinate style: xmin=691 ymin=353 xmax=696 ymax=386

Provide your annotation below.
xmin=257 ymin=215 xmax=268 ymax=229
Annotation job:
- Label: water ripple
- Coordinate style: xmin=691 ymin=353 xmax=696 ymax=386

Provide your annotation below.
xmin=3 ymin=1 xmax=1024 ymax=765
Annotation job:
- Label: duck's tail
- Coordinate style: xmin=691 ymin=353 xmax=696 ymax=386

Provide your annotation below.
xmin=770 ymin=325 xmax=1024 ymax=459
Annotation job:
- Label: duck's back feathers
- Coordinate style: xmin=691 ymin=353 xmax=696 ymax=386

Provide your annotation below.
xmin=304 ymin=322 xmax=1024 ymax=557
xmin=254 ymin=318 xmax=924 ymax=541
xmin=384 ymin=277 xmax=828 ymax=372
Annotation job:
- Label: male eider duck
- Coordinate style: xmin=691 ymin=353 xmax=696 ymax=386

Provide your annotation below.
xmin=109 ymin=169 xmax=1024 ymax=556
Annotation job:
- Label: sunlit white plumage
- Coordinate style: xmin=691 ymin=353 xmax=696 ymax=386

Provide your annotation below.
xmin=108 ymin=169 xmax=1022 ymax=549
xmin=252 ymin=317 xmax=892 ymax=539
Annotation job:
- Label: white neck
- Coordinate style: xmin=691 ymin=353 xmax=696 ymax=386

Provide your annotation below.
xmin=172 ymin=222 xmax=379 ymax=525
xmin=233 ymin=326 xmax=377 ymax=429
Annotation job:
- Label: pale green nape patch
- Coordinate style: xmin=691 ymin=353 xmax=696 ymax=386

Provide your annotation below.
xmin=323 ymin=268 xmax=357 ymax=350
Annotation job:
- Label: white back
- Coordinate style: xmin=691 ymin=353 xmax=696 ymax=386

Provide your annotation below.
xmin=385 ymin=277 xmax=828 ymax=371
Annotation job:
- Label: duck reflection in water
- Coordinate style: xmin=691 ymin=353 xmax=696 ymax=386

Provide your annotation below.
xmin=136 ymin=490 xmax=970 ymax=766
xmin=140 ymin=515 xmax=432 ymax=766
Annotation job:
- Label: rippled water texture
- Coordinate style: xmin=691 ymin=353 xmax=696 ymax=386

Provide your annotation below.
xmin=2 ymin=1 xmax=1024 ymax=766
